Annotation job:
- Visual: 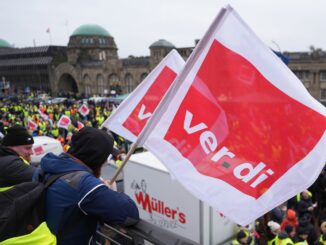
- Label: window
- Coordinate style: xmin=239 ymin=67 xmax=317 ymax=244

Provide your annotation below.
xmin=320 ymin=89 xmax=326 ymax=101
xmin=125 ymin=74 xmax=133 ymax=93
xmin=294 ymin=71 xmax=310 ymax=81
xmin=83 ymin=75 xmax=92 ymax=96
xmin=140 ymin=73 xmax=148 ymax=83
xmin=99 ymin=51 xmax=106 ymax=61
xmin=320 ymin=71 xmax=326 ymax=81
xmin=99 ymin=38 xmax=107 ymax=45
xmin=97 ymin=74 xmax=105 ymax=95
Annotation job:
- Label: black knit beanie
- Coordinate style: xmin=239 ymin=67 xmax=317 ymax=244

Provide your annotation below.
xmin=237 ymin=230 xmax=248 ymax=240
xmin=68 ymin=127 xmax=114 ymax=168
xmin=2 ymin=126 xmax=34 ymax=146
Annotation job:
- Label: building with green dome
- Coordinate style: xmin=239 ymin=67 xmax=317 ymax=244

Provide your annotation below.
xmin=71 ymin=24 xmax=113 ymax=37
xmin=51 ymin=24 xmax=194 ymax=97
xmin=0 ymin=24 xmax=195 ymax=96
xmin=0 ymin=23 xmax=325 ymax=103
xmin=0 ymin=39 xmax=13 ymax=49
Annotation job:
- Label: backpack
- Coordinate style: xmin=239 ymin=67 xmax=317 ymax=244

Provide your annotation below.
xmin=0 ymin=171 xmax=71 ymax=242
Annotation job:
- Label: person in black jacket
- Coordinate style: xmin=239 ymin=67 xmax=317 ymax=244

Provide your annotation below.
xmin=297 ymin=190 xmax=316 ymax=219
xmin=0 ymin=126 xmax=35 ymax=189
xmin=298 ymin=213 xmax=317 ymax=245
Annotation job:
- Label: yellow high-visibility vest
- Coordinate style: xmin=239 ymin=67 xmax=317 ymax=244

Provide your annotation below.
xmin=319 ymin=235 xmax=326 ymax=245
xmin=0 ymin=222 xmax=56 ymax=245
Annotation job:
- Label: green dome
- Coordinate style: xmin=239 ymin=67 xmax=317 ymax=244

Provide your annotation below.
xmin=150 ymin=39 xmax=175 ymax=49
xmin=0 ymin=39 xmax=12 ymax=48
xmin=71 ymin=24 xmax=112 ymax=37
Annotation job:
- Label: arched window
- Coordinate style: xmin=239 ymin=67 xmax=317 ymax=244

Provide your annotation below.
xmin=83 ymin=74 xmax=92 ymax=97
xmin=108 ymin=74 xmax=120 ymax=95
xmin=96 ymin=74 xmax=105 ymax=95
xmin=140 ymin=73 xmax=148 ymax=84
xmin=124 ymin=73 xmax=133 ymax=93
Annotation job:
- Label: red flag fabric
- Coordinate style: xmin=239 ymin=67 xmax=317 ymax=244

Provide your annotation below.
xmin=38 ymin=109 xmax=49 ymax=120
xmin=57 ymin=115 xmax=71 ymax=130
xmin=27 ymin=119 xmax=38 ymax=131
xmin=102 ymin=49 xmax=185 ymax=142
xmin=77 ymin=121 xmax=84 ymax=130
xmin=33 ymin=145 xmax=45 ymax=156
xmin=139 ymin=5 xmax=326 ymax=225
xmin=78 ymin=104 xmax=90 ymax=117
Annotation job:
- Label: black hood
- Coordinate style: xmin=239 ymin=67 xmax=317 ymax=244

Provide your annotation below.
xmin=0 ymin=145 xmax=19 ymax=157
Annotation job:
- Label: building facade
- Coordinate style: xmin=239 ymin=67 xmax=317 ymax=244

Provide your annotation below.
xmin=285 ymin=49 xmax=326 ymax=104
xmin=0 ymin=24 xmax=325 ymax=104
xmin=0 ymin=24 xmax=193 ymax=97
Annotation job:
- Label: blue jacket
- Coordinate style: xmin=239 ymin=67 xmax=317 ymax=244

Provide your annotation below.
xmin=41 ymin=153 xmax=139 ymax=245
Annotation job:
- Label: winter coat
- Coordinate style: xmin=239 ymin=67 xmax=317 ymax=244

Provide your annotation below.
xmin=0 ymin=145 xmax=35 ymax=188
xmin=41 ymin=153 xmax=139 ymax=245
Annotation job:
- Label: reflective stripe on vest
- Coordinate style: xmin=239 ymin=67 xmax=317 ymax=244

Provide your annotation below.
xmin=320 ymin=235 xmax=326 ymax=245
xmin=293 ymin=241 xmax=307 ymax=245
xmin=275 ymin=237 xmax=294 ymax=245
xmin=0 ymin=222 xmax=56 ymax=245
xmin=20 ymin=157 xmax=30 ymax=165
xmin=268 ymin=237 xmax=276 ymax=245
xmin=0 ymin=186 xmax=13 ymax=192
xmin=231 ymin=239 xmax=240 ymax=245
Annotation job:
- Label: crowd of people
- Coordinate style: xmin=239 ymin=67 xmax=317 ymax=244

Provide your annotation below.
xmin=0 ymin=93 xmax=129 ymax=157
xmin=232 ymin=169 xmax=326 ymax=244
xmin=0 ymin=126 xmax=139 ymax=244
xmin=0 ymin=93 xmax=139 ymax=244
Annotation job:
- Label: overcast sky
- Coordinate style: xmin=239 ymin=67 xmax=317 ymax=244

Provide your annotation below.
xmin=1 ymin=0 xmax=325 ymax=58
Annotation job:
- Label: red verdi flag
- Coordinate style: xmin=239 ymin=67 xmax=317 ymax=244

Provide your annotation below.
xmin=38 ymin=109 xmax=49 ymax=121
xmin=102 ymin=49 xmax=185 ymax=142
xmin=139 ymin=6 xmax=326 ymax=225
xmin=27 ymin=119 xmax=38 ymax=131
xmin=78 ymin=104 xmax=90 ymax=116
xmin=58 ymin=115 xmax=71 ymax=130
xmin=77 ymin=121 xmax=84 ymax=130
xmin=33 ymin=146 xmax=45 ymax=156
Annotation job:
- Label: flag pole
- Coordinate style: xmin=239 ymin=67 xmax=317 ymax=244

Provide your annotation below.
xmin=100 ymin=126 xmax=140 ymax=184
xmin=109 ymin=143 xmax=138 ymax=185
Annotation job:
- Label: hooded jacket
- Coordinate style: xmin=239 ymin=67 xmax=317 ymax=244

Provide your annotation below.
xmin=0 ymin=145 xmax=35 ymax=188
xmin=280 ymin=209 xmax=298 ymax=231
xmin=41 ymin=153 xmax=139 ymax=245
